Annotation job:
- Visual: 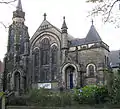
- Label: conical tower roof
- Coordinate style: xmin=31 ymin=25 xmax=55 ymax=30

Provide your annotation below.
xmin=13 ymin=0 xmax=25 ymax=20
xmin=61 ymin=16 xmax=68 ymax=29
xmin=16 ymin=0 xmax=23 ymax=11
xmin=85 ymin=23 xmax=102 ymax=44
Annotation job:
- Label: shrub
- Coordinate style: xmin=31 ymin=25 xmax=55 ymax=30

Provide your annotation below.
xmin=110 ymin=72 xmax=120 ymax=104
xmin=7 ymin=96 xmax=28 ymax=106
xmin=27 ymin=88 xmax=72 ymax=107
xmin=73 ymin=85 xmax=108 ymax=104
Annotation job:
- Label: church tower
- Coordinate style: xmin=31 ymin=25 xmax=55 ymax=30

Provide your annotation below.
xmin=4 ymin=0 xmax=30 ymax=95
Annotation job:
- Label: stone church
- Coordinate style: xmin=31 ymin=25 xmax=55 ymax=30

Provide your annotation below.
xmin=4 ymin=0 xmax=110 ymax=94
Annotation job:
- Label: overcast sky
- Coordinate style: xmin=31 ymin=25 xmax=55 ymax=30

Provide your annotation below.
xmin=0 ymin=0 xmax=120 ymax=61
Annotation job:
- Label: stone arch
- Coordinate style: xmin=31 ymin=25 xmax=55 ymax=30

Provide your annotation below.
xmin=62 ymin=63 xmax=78 ymax=89
xmin=33 ymin=47 xmax=39 ymax=51
xmin=32 ymin=47 xmax=40 ymax=83
xmin=14 ymin=72 xmax=20 ymax=91
xmin=86 ymin=63 xmax=96 ymax=77
xmin=31 ymin=32 xmax=61 ymax=51
xmin=50 ymin=44 xmax=58 ymax=80
xmin=50 ymin=43 xmax=58 ymax=48
xmin=12 ymin=70 xmax=22 ymax=92
xmin=40 ymin=36 xmax=50 ymax=43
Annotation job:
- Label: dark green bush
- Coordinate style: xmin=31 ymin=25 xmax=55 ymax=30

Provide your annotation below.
xmin=7 ymin=96 xmax=28 ymax=106
xmin=73 ymin=85 xmax=108 ymax=104
xmin=110 ymin=73 xmax=120 ymax=104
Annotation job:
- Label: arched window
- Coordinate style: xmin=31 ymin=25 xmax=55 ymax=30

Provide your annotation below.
xmin=41 ymin=38 xmax=50 ymax=65
xmin=34 ymin=48 xmax=39 ymax=83
xmin=51 ymin=45 xmax=58 ymax=81
xmin=88 ymin=65 xmax=94 ymax=76
xmin=34 ymin=48 xmax=39 ymax=67
xmin=86 ymin=64 xmax=96 ymax=77
xmin=7 ymin=73 xmax=11 ymax=90
xmin=51 ymin=45 xmax=58 ymax=64
xmin=14 ymin=72 xmax=20 ymax=91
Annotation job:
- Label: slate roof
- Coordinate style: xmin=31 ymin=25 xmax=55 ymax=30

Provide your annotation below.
xmin=16 ymin=0 xmax=23 ymax=11
xmin=85 ymin=24 xmax=102 ymax=44
xmin=109 ymin=50 xmax=120 ymax=68
xmin=69 ymin=24 xmax=102 ymax=47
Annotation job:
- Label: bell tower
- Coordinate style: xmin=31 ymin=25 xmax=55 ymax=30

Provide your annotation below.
xmin=5 ymin=0 xmax=30 ymax=94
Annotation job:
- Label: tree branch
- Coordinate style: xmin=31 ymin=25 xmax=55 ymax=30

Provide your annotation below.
xmin=105 ymin=0 xmax=119 ymax=22
xmin=0 ymin=0 xmax=17 ymax=4
xmin=88 ymin=0 xmax=120 ymax=23
xmin=0 ymin=22 xmax=8 ymax=29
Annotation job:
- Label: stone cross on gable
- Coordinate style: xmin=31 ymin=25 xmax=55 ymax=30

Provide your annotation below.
xmin=43 ymin=13 xmax=47 ymax=20
xmin=91 ymin=19 xmax=94 ymax=25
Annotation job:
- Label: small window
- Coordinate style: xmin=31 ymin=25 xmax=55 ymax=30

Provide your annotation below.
xmin=89 ymin=65 xmax=94 ymax=76
xmin=87 ymin=64 xmax=96 ymax=77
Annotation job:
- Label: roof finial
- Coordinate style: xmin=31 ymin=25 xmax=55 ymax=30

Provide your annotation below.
xmin=43 ymin=13 xmax=47 ymax=20
xmin=63 ymin=16 xmax=65 ymax=20
xmin=91 ymin=19 xmax=94 ymax=25
xmin=16 ymin=0 xmax=23 ymax=11
xmin=61 ymin=16 xmax=68 ymax=29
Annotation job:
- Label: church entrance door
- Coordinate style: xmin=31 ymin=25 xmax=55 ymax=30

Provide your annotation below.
xmin=70 ymin=73 xmax=73 ymax=89
xmin=65 ymin=66 xmax=75 ymax=89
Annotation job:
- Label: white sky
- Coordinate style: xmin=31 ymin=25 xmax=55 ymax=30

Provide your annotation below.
xmin=0 ymin=0 xmax=120 ymax=61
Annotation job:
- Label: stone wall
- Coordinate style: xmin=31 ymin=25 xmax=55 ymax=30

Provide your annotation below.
xmin=6 ymin=105 xmax=120 ymax=109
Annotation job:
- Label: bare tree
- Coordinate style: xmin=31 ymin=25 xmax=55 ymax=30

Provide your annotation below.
xmin=87 ymin=0 xmax=120 ymax=27
xmin=0 ymin=0 xmax=17 ymax=29
xmin=0 ymin=0 xmax=16 ymax=4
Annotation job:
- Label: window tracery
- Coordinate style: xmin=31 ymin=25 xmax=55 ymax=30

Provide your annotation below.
xmin=51 ymin=45 xmax=58 ymax=64
xmin=34 ymin=48 xmax=39 ymax=83
xmin=41 ymin=38 xmax=50 ymax=65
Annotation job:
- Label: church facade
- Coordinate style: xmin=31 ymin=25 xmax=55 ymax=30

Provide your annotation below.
xmin=4 ymin=0 xmax=110 ymax=94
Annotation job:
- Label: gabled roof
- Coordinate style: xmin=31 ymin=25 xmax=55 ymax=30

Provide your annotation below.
xmin=85 ymin=24 xmax=102 ymax=44
xmin=31 ymin=18 xmax=74 ymax=43
xmin=31 ymin=19 xmax=61 ymax=39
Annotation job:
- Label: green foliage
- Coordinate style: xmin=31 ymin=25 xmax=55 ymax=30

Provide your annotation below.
xmin=73 ymin=85 xmax=108 ymax=104
xmin=7 ymin=86 xmax=109 ymax=106
xmin=7 ymin=96 xmax=28 ymax=106
xmin=110 ymin=72 xmax=120 ymax=104
xmin=7 ymin=88 xmax=72 ymax=106
xmin=27 ymin=88 xmax=72 ymax=107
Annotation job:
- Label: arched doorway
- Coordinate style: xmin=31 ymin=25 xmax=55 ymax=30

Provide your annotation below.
xmin=65 ymin=66 xmax=75 ymax=89
xmin=62 ymin=64 xmax=78 ymax=89
xmin=14 ymin=72 xmax=20 ymax=92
